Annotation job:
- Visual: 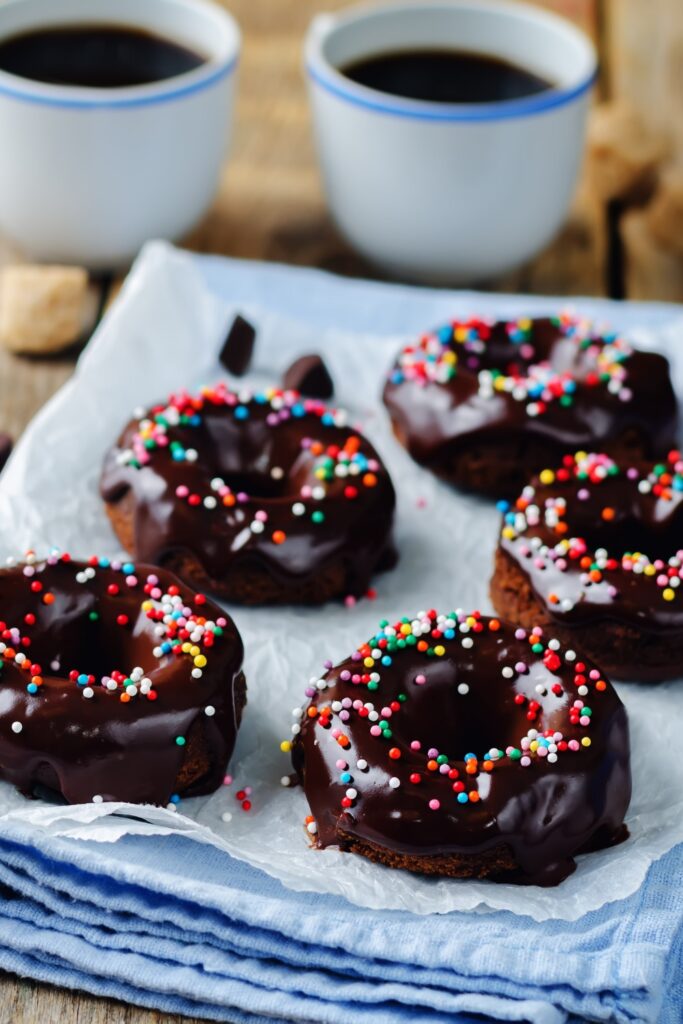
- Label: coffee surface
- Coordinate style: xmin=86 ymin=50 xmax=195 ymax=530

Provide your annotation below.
xmin=340 ymin=48 xmax=553 ymax=104
xmin=0 ymin=24 xmax=204 ymax=88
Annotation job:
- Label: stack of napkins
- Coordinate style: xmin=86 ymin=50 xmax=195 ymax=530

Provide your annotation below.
xmin=0 ymin=245 xmax=681 ymax=1023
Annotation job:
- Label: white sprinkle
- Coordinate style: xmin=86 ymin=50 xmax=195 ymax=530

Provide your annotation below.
xmin=457 ymin=683 xmax=469 ymax=695
xmin=502 ymin=666 xmax=514 ymax=679
xmin=92 ymin=795 xmax=104 ymax=804
xmin=271 ymin=466 xmax=284 ymax=479
xmin=280 ymin=775 xmax=292 ymax=787
xmin=250 ymin=520 xmax=265 ymax=534
xmin=461 ymin=637 xmax=474 ymax=649
xmin=356 ymin=759 xmax=368 ymax=771
xmin=192 ymin=668 xmax=203 ymax=679
xmin=221 ymin=811 xmax=233 ymax=823
xmin=166 ymin=803 xmax=178 ymax=812
xmin=388 ymin=777 xmax=400 ymax=789
xmin=292 ymin=502 xmax=306 ymax=516
xmin=204 ymin=496 xmax=217 ymax=510
xmin=306 ymin=821 xmax=318 ymax=835
xmin=205 ymin=705 xmax=216 ymax=717
xmin=11 ymin=721 xmax=22 ymax=734
xmin=83 ymin=687 xmax=94 ymax=699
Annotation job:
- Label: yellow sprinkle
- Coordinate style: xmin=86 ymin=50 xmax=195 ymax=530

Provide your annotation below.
xmin=644 ymin=565 xmax=656 ymax=576
xmin=434 ymin=645 xmax=445 ymax=656
xmin=663 ymin=588 xmax=676 ymax=601
xmin=581 ymin=737 xmax=592 ymax=747
xmin=363 ymin=657 xmax=375 ymax=668
xmin=181 ymin=642 xmax=192 ymax=654
xmin=400 ymin=623 xmax=411 ymax=635
xmin=280 ymin=740 xmax=292 ymax=753
xmin=502 ymin=526 xmax=516 ymax=540
xmin=575 ymin=451 xmax=587 ymax=462
xmin=190 ymin=645 xmax=200 ymax=657
xmin=539 ymin=469 xmax=555 ymax=486
xmin=453 ymin=327 xmax=468 ymax=343
xmin=194 ymin=654 xmax=207 ymax=668
xmin=443 ymin=350 xmax=456 ymax=364
xmin=518 ymin=318 xmax=531 ymax=330
xmin=530 ymin=740 xmax=539 ymax=752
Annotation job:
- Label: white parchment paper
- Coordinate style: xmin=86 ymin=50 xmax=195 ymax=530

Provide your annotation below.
xmin=1 ymin=241 xmax=682 ymax=921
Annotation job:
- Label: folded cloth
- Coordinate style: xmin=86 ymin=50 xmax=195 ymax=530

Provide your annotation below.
xmin=0 ymin=817 xmax=680 ymax=1023
xmin=0 ymin=247 xmax=682 ymax=1023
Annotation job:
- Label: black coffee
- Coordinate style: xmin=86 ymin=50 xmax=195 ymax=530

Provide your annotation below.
xmin=340 ymin=48 xmax=553 ymax=104
xmin=0 ymin=24 xmax=205 ymax=88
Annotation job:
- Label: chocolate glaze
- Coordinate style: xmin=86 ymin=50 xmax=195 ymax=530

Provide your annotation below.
xmin=0 ymin=556 xmax=244 ymax=805
xmin=498 ymin=451 xmax=683 ymax=637
xmin=383 ymin=316 xmax=677 ymax=488
xmin=100 ymin=385 xmax=396 ymax=600
xmin=293 ymin=613 xmax=630 ymax=885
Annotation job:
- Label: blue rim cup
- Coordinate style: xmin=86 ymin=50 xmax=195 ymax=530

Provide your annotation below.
xmin=305 ymin=0 xmax=597 ymax=285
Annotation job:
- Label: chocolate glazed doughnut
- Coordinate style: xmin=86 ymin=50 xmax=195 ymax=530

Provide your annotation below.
xmin=492 ymin=450 xmax=683 ymax=681
xmin=0 ymin=553 xmax=245 ymax=805
xmin=101 ymin=384 xmax=396 ymax=605
xmin=291 ymin=611 xmax=630 ymax=886
xmin=383 ymin=314 xmax=677 ymax=498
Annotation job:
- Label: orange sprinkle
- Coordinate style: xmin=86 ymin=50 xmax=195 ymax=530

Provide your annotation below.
xmin=307 ymin=707 xmax=318 ymax=718
xmin=223 ymin=494 xmax=236 ymax=507
xmin=483 ymin=760 xmax=494 ymax=772
xmin=601 ymin=507 xmax=615 ymax=521
xmin=488 ymin=619 xmax=500 ymax=631
xmin=548 ymin=593 xmax=560 ymax=605
xmin=468 ymin=791 xmax=481 ymax=803
xmin=120 ymin=693 xmax=131 ymax=703
xmin=42 ymin=592 xmax=55 ymax=605
xmin=465 ymin=761 xmax=478 ymax=775
xmin=596 ymin=680 xmax=607 ymax=691
xmin=272 ymin=530 xmax=286 ymax=545
xmin=363 ymin=473 xmax=377 ymax=488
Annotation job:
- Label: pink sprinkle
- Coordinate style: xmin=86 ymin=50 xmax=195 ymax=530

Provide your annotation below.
xmin=370 ymin=725 xmax=382 ymax=737
xmin=429 ymin=799 xmax=440 ymax=811
xmin=344 ymin=595 xmax=356 ymax=608
xmin=410 ymin=740 xmax=421 ymax=751
xmin=416 ymin=497 xmax=427 ymax=508
xmin=336 ymin=760 xmax=347 ymax=770
xmin=176 ymin=485 xmax=189 ymax=498
xmin=414 ymin=674 xmax=426 ymax=685
xmin=223 ymin=774 xmax=233 ymax=786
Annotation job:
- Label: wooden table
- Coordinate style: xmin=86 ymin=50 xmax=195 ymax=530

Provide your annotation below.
xmin=0 ymin=0 xmax=681 ymax=1020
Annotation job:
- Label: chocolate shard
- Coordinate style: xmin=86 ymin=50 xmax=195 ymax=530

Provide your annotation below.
xmin=283 ymin=354 xmax=334 ymax=399
xmin=219 ymin=314 xmax=256 ymax=377
xmin=0 ymin=432 xmax=12 ymax=472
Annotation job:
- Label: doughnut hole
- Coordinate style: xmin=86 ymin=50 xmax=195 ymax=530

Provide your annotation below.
xmin=401 ymin=654 xmax=570 ymax=760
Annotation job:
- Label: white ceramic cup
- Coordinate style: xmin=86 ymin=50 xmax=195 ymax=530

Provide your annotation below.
xmin=305 ymin=0 xmax=597 ymax=284
xmin=0 ymin=0 xmax=240 ymax=269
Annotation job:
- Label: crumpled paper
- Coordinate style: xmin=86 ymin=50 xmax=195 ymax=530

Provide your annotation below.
xmin=0 ymin=240 xmax=682 ymax=921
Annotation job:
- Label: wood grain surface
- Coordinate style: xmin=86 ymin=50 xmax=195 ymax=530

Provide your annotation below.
xmin=0 ymin=0 xmax=680 ymax=1020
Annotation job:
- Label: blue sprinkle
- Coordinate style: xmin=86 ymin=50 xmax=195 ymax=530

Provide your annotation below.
xmin=464 ymin=752 xmax=476 ymax=761
xmin=27 ymin=683 xmax=38 ymax=694
xmin=340 ymin=772 xmax=352 ymax=784
xmin=172 ymin=449 xmax=185 ymax=461
xmin=170 ymin=794 xmax=181 ymax=804
xmin=457 ymin=792 xmax=469 ymax=804
xmin=321 ymin=413 xmax=335 ymax=427
xmin=77 ymin=674 xmax=89 ymax=686
xmin=98 ymin=557 xmax=110 ymax=568
xmin=381 ymin=655 xmax=392 ymax=666
xmin=234 ymin=406 xmax=249 ymax=420
xmin=123 ymin=562 xmax=135 ymax=575
xmin=496 ymin=500 xmax=510 ymax=513
xmin=292 ymin=404 xmax=306 ymax=418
